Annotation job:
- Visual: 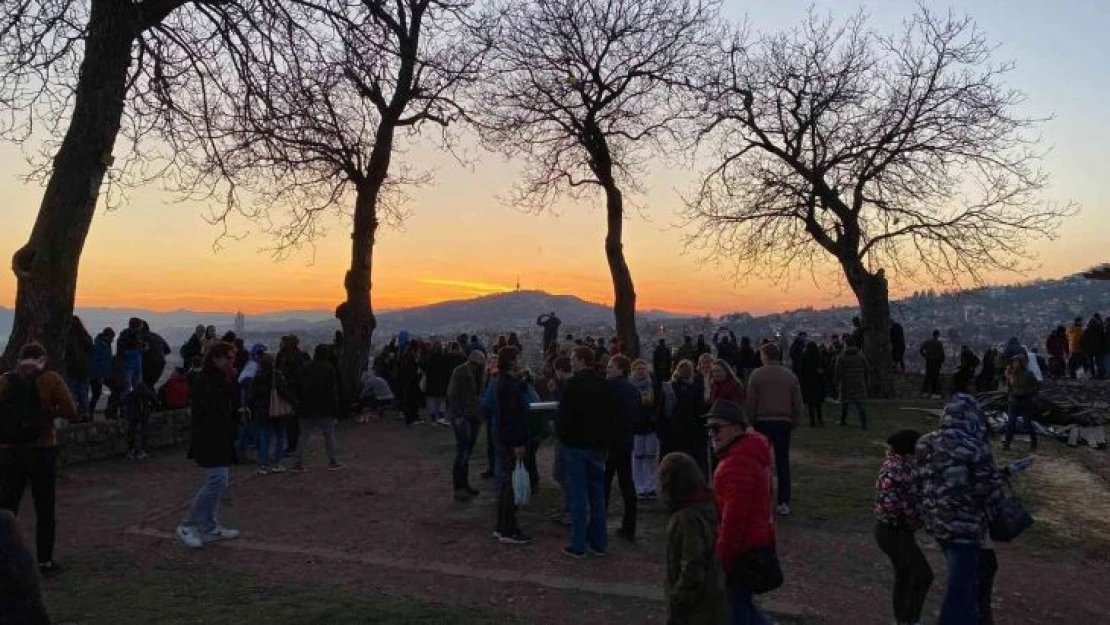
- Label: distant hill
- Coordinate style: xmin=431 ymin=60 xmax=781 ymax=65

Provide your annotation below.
xmin=0 ymin=290 xmax=684 ymax=348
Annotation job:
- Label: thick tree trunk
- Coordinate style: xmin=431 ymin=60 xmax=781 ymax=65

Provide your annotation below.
xmin=2 ymin=1 xmax=137 ymax=371
xmin=844 ymin=263 xmax=894 ymax=397
xmin=336 ymin=183 xmax=380 ymax=404
xmin=603 ymin=183 xmax=640 ymax=358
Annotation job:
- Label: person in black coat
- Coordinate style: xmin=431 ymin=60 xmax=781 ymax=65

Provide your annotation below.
xmin=653 ymin=339 xmax=673 ymax=382
xmin=423 ymin=342 xmax=454 ymax=425
xmin=890 ymin=322 xmax=907 ymax=373
xmin=0 ymin=510 xmax=50 ymax=625
xmin=293 ymin=345 xmax=343 ymax=471
xmin=604 ymin=355 xmax=640 ymax=541
xmin=397 ymin=343 xmax=424 ymax=426
xmin=176 ymin=343 xmax=241 ymax=549
xmin=797 ymin=342 xmax=826 ymax=427
xmin=663 ymin=361 xmax=709 ymax=478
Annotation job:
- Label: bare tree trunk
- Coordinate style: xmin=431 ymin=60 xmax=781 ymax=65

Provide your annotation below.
xmin=336 ymin=182 xmax=380 ymax=404
xmin=844 ymin=262 xmax=894 ymax=397
xmin=2 ymin=0 xmax=136 ymax=370
xmin=603 ymin=183 xmax=640 ymax=358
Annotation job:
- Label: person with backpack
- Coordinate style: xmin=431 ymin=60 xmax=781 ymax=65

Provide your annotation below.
xmin=0 ymin=342 xmax=79 ymax=576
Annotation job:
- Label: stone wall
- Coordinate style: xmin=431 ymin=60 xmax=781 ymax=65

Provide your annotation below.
xmin=57 ymin=409 xmax=192 ymax=466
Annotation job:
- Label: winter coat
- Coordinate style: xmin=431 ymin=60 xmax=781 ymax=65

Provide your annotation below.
xmin=874 ymin=452 xmax=921 ymax=529
xmin=556 ymin=369 xmax=614 ymax=450
xmin=788 ymin=339 xmax=806 ymax=369
xmin=65 ymin=329 xmax=94 ymax=382
xmin=744 ymin=364 xmax=803 ymax=426
xmin=1007 ymin=369 xmax=1040 ymax=400
xmin=675 ymin=343 xmax=698 ymax=365
xmin=1067 ymin=326 xmax=1084 ymax=354
xmin=890 ymin=324 xmax=907 ymax=359
xmin=187 ymin=366 xmax=238 ymax=468
xmin=835 ymin=347 xmax=869 ymax=402
xmin=298 ymin=359 xmax=341 ymax=420
xmin=797 ymin=351 xmax=826 ymax=406
xmin=708 ymin=377 xmax=744 ymax=406
xmin=713 ymin=432 xmax=776 ymax=574
xmin=423 ymin=352 xmax=454 ymax=398
xmin=662 ymin=378 xmax=707 ymax=459
xmin=608 ymin=376 xmax=640 ymax=452
xmin=653 ymin=344 xmax=673 ymax=381
xmin=0 ymin=371 xmax=78 ymax=448
xmin=93 ymin=335 xmax=114 ymax=380
xmin=665 ymin=493 xmax=729 ymax=625
xmin=1082 ymin=320 xmax=1105 ymax=357
xmin=920 ymin=338 xmax=945 ymax=364
xmin=630 ymin=374 xmax=657 ymax=434
xmin=915 ymin=394 xmax=1003 ymax=546
xmin=447 ymin=362 xmax=482 ymax=419
xmin=180 ymin=335 xmax=203 ymax=367
xmin=483 ymin=373 xmax=533 ymax=450
xmin=247 ymin=367 xmax=294 ymax=425
xmin=1046 ymin=332 xmax=1067 ymax=359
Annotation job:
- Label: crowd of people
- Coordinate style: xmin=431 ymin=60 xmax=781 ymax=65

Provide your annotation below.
xmin=0 ymin=308 xmax=1055 ymax=625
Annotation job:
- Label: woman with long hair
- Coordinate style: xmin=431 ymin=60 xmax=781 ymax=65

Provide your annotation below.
xmin=665 ymin=360 xmax=709 ymax=478
xmin=629 ymin=359 xmax=659 ymax=499
xmin=708 ymin=359 xmax=745 ymax=405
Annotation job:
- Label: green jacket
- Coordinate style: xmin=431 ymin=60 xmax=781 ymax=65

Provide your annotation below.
xmin=666 ymin=498 xmax=729 ymax=625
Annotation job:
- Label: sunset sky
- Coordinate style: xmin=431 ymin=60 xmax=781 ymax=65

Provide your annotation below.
xmin=1 ymin=0 xmax=1107 ymax=317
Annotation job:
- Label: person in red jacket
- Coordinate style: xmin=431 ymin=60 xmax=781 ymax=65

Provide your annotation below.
xmin=709 ymin=359 xmax=745 ymax=405
xmin=705 ymin=399 xmax=775 ymax=625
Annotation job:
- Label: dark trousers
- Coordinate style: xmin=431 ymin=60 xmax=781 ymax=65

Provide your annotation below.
xmin=285 ymin=415 xmax=300 ymax=454
xmin=840 ymin=400 xmax=868 ymax=429
xmin=1068 ymin=353 xmax=1084 ymax=379
xmin=806 ymin=402 xmax=823 ymax=426
xmin=1004 ymin=398 xmax=1037 ymax=449
xmin=980 ymin=549 xmax=998 ymax=625
xmin=754 ymin=421 xmax=792 ymax=506
xmin=603 ymin=448 xmax=637 ymax=535
xmin=524 ymin=440 xmax=540 ymax=488
xmin=0 ymin=447 xmax=59 ymax=563
xmin=90 ymin=378 xmax=105 ymax=416
xmin=939 ymin=542 xmax=981 ymax=625
xmin=484 ymin=419 xmax=495 ymax=474
xmin=923 ymin=361 xmax=942 ymax=394
xmin=452 ymin=417 xmax=480 ymax=490
xmin=495 ymin=453 xmax=520 ymax=536
xmin=875 ymin=522 xmax=934 ymax=624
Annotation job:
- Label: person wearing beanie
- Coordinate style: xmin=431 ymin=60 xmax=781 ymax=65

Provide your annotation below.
xmin=875 ymin=429 xmax=932 ymax=625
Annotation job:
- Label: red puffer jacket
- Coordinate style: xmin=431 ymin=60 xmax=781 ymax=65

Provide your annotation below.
xmin=713 ymin=432 xmax=776 ymax=573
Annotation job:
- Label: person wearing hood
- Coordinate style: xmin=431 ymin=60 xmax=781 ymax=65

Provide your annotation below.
xmin=875 ymin=429 xmax=932 ymax=625
xmin=447 ymin=349 xmax=487 ymax=501
xmin=835 ymin=339 xmax=869 ymax=429
xmin=91 ymin=327 xmax=116 ymax=418
xmin=659 ymin=452 xmax=728 ymax=625
xmin=0 ymin=342 xmax=79 ymax=576
xmin=746 ymin=343 xmax=803 ymax=516
xmin=916 ymin=394 xmax=1004 ymax=624
xmin=705 ymin=400 xmax=776 ymax=625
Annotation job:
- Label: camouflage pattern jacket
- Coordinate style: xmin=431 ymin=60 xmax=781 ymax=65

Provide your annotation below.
xmin=915 ymin=394 xmax=1004 ymax=546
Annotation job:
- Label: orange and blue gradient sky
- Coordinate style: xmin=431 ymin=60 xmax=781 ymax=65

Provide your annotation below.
xmin=1 ymin=0 xmax=1107 ymax=316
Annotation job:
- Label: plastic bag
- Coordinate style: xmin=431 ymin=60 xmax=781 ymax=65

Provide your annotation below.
xmin=512 ymin=459 xmax=531 ymax=506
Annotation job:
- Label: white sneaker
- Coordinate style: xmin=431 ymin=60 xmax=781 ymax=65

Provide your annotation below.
xmin=436 ymin=417 xmax=451 ymax=427
xmin=201 ymin=526 xmax=241 ymax=543
xmin=176 ymin=525 xmax=203 ymax=549
xmin=776 ymin=503 xmax=791 ymax=516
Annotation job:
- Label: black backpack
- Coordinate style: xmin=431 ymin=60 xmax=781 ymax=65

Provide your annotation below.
xmin=0 ymin=371 xmax=47 ymax=445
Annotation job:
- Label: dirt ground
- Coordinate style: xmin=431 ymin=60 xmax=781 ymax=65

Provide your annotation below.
xmin=23 ymin=412 xmax=1110 ymax=624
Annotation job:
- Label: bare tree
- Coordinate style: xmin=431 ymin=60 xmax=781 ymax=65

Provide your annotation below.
xmin=478 ymin=0 xmax=720 ymax=357
xmin=686 ymin=8 xmax=1073 ymax=394
xmin=174 ymin=0 xmax=490 ymax=393
xmin=0 ymin=0 xmax=249 ymax=368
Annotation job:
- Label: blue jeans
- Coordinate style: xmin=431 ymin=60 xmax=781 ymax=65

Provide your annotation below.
xmin=754 ymin=421 xmax=792 ymax=506
xmin=563 ymin=447 xmax=608 ymax=554
xmin=452 ymin=416 xmax=479 ymax=489
xmin=181 ymin=467 xmax=229 ymax=534
xmin=66 ymin=377 xmax=90 ymax=418
xmin=939 ymin=543 xmax=981 ymax=625
xmin=728 ymin=583 xmax=771 ymax=625
xmin=257 ymin=423 xmax=286 ymax=468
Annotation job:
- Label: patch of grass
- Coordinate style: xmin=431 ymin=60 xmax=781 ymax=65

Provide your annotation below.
xmin=48 ymin=553 xmax=511 ymax=625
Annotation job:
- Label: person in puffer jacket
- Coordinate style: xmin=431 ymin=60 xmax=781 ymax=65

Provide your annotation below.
xmin=875 ymin=429 xmax=932 ymax=625
xmin=915 ymin=394 xmax=1003 ymax=625
xmin=707 ymin=400 xmax=775 ymax=625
